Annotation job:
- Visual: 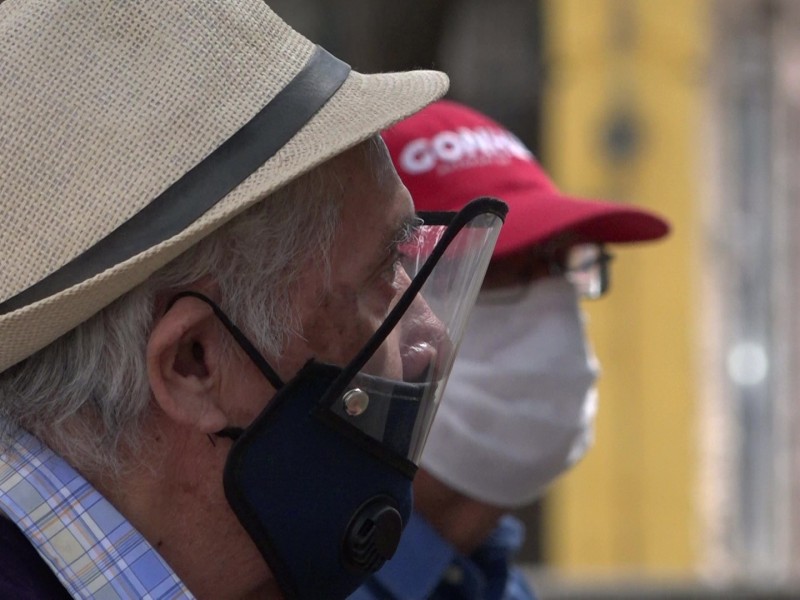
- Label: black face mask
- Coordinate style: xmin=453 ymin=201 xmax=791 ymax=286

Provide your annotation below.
xmin=167 ymin=198 xmax=507 ymax=599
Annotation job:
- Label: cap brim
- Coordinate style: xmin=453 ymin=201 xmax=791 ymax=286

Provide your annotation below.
xmin=492 ymin=189 xmax=670 ymax=257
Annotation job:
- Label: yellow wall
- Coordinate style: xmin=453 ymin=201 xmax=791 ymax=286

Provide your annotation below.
xmin=542 ymin=0 xmax=707 ymax=574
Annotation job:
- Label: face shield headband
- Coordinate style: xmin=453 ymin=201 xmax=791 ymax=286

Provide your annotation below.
xmin=167 ymin=197 xmax=506 ymax=599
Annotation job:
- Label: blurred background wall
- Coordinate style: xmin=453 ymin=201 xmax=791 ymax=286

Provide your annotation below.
xmin=268 ymin=0 xmax=800 ymax=596
xmin=541 ymin=0 xmax=700 ymax=578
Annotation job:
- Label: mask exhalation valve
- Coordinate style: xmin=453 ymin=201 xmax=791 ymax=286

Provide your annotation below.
xmin=343 ymin=496 xmax=403 ymax=572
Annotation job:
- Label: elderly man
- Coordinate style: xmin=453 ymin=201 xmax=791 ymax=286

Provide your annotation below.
xmin=0 ymin=3 xmax=505 ymax=599
xmin=351 ymin=101 xmax=670 ymax=599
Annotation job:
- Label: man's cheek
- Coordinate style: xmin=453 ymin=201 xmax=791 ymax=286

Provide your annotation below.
xmin=302 ymin=287 xmax=378 ymax=364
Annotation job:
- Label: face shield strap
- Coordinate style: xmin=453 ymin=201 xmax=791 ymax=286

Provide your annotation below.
xmin=166 ymin=290 xmax=285 ymax=391
xmin=164 ymin=290 xmax=286 ymax=429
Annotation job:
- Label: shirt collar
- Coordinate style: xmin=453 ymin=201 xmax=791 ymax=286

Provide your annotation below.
xmin=366 ymin=511 xmax=527 ymax=600
xmin=0 ymin=428 xmax=194 ymax=599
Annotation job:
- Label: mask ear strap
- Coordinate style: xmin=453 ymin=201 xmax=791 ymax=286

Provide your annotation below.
xmin=165 ymin=290 xmax=286 ymax=391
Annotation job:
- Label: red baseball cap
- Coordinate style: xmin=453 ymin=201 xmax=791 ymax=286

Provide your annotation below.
xmin=382 ymin=100 xmax=670 ymax=257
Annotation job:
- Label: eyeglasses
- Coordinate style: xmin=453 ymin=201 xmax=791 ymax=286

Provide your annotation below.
xmin=479 ymin=242 xmax=614 ymax=303
xmin=547 ymin=243 xmax=613 ymax=300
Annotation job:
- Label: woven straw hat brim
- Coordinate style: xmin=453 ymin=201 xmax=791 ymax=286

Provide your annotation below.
xmin=0 ymin=68 xmax=448 ymax=373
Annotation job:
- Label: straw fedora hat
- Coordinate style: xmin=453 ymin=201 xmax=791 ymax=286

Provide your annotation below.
xmin=0 ymin=0 xmax=448 ymax=373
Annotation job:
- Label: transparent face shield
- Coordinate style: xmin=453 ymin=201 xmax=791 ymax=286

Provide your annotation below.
xmin=317 ymin=197 xmax=506 ymax=466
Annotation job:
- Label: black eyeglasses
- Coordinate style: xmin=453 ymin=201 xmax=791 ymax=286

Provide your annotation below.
xmin=547 ymin=243 xmax=614 ymax=300
xmin=479 ymin=242 xmax=614 ymax=304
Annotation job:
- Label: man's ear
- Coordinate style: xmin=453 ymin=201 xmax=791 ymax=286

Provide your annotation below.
xmin=147 ymin=296 xmax=228 ymax=434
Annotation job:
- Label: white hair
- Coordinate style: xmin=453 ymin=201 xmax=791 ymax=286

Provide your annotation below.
xmin=0 ymin=136 xmax=393 ymax=476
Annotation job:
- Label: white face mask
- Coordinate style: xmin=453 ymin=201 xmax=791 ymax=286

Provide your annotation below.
xmin=419 ymin=277 xmax=600 ymax=508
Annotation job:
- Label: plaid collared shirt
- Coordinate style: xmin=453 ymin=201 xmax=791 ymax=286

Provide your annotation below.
xmin=0 ymin=428 xmax=194 ymax=600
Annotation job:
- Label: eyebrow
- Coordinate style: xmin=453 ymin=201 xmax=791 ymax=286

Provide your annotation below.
xmin=387 ymin=214 xmax=424 ymax=251
xmin=362 ymin=213 xmax=423 ymax=282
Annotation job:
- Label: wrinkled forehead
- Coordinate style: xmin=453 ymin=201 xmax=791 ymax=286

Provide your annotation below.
xmin=332 ymin=142 xmax=413 ymax=244
xmin=287 ymin=138 xmax=412 ymax=313
xmin=329 ymin=136 xmax=400 ymax=190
